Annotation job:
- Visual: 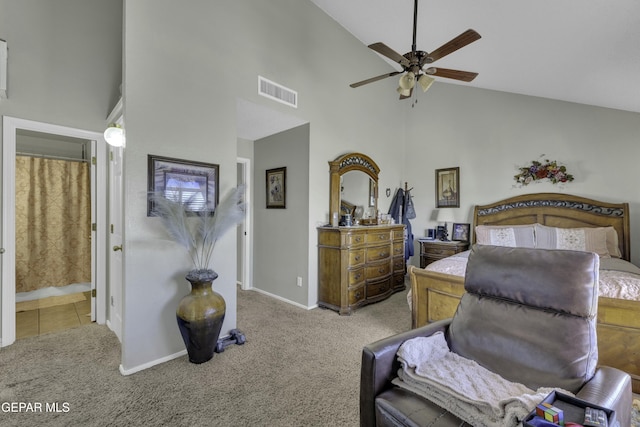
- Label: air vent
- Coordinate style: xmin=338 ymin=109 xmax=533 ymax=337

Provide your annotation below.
xmin=258 ymin=76 xmax=297 ymax=108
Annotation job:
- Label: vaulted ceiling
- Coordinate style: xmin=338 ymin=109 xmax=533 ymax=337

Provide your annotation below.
xmin=311 ymin=0 xmax=640 ymax=113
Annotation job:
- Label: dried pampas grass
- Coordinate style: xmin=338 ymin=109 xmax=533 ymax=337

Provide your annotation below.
xmin=149 ymin=185 xmax=246 ymax=275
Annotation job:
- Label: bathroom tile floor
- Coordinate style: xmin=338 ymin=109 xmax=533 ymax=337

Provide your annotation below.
xmin=15 ymin=291 xmax=92 ymax=339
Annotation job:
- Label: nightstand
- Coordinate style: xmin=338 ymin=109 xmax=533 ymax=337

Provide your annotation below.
xmin=419 ymin=239 xmax=470 ymax=268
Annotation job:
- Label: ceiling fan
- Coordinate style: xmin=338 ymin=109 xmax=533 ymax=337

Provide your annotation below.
xmin=350 ymin=0 xmax=481 ymax=100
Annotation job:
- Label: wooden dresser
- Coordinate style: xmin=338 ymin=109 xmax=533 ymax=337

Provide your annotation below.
xmin=317 ymin=224 xmax=405 ymax=315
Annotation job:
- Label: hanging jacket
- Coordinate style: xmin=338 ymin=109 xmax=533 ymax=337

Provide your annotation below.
xmin=388 ymin=188 xmax=415 ymax=260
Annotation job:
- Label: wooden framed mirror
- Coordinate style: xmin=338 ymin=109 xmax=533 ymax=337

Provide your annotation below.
xmin=329 ymin=152 xmax=379 ymax=222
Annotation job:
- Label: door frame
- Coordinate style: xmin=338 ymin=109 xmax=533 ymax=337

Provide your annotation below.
xmin=237 ymin=157 xmax=252 ymax=290
xmin=1 ymin=116 xmax=107 ymax=347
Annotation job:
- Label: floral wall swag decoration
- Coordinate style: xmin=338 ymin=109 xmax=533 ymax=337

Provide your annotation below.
xmin=514 ymin=155 xmax=574 ymax=187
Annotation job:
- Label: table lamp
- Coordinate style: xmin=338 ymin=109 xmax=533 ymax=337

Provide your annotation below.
xmin=436 ymin=209 xmax=455 ymax=241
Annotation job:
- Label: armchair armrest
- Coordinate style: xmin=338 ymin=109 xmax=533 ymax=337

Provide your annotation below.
xmin=359 ymin=319 xmax=452 ymax=427
xmin=575 ymin=366 xmax=632 ymax=427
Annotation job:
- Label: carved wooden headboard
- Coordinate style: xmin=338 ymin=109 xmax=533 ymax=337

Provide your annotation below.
xmin=473 ymin=193 xmax=630 ymax=261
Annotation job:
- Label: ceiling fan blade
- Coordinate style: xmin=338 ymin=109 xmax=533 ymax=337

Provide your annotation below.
xmin=399 ymin=87 xmax=413 ymax=100
xmin=427 ymin=29 xmax=481 ymax=63
xmin=350 ymin=71 xmax=402 ymax=88
xmin=429 ymin=67 xmax=478 ymax=82
xmin=368 ymin=42 xmax=410 ymax=67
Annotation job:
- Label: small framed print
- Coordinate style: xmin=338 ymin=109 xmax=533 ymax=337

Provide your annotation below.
xmin=266 ymin=167 xmax=286 ymax=209
xmin=452 ymin=223 xmax=471 ymax=243
xmin=435 ymin=167 xmax=460 ymax=208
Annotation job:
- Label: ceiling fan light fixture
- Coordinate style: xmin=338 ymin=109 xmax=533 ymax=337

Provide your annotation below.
xmin=418 ymin=74 xmax=435 ymax=92
xmin=398 ymin=71 xmax=416 ymax=90
xmin=396 ymin=86 xmax=411 ymax=97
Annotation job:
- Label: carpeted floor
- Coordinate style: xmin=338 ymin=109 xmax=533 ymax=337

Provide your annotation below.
xmin=0 ymin=285 xmax=411 ymax=426
xmin=1 ymin=284 xmax=638 ymax=426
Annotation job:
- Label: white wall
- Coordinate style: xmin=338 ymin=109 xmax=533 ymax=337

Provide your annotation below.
xmin=403 ymin=83 xmax=640 ymax=266
xmin=121 ymin=0 xmax=404 ymax=372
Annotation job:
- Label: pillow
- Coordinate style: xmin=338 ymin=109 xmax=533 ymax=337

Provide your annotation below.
xmin=534 ymin=224 xmax=611 ymax=258
xmin=475 ymin=224 xmax=536 ymax=248
xmin=604 ymin=227 xmax=623 ymax=258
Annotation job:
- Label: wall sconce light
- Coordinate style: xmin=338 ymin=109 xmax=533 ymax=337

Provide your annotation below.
xmin=104 ymin=123 xmax=125 ymax=147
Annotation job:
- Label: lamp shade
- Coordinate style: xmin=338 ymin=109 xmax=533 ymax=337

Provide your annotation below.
xmin=436 ymin=209 xmax=455 ymax=224
xmin=396 ymin=86 xmax=411 ymax=97
xmin=398 ymin=72 xmax=416 ymax=90
xmin=418 ymin=74 xmax=435 ymax=92
xmin=104 ymin=123 xmax=125 ymax=147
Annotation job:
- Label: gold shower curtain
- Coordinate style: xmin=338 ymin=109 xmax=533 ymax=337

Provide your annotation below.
xmin=15 ymin=156 xmax=91 ymax=293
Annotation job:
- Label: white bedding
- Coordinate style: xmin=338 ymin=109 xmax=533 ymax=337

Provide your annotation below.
xmin=420 ymin=250 xmax=640 ymax=302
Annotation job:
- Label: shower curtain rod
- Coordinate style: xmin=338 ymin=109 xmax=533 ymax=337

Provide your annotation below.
xmin=16 ymin=151 xmax=89 ymax=163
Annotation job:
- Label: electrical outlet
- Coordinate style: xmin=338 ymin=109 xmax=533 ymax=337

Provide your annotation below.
xmin=296 ymin=276 xmax=303 ymax=287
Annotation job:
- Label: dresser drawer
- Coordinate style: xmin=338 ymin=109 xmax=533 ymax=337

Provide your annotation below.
xmin=365 ymin=262 xmax=391 ymax=279
xmin=348 ymin=267 xmax=365 ymax=285
xmin=392 ymin=242 xmax=403 ymax=257
xmin=346 ymin=232 xmax=366 ymax=247
xmin=349 ymin=284 xmax=365 ymax=305
xmin=366 ymin=230 xmax=391 ymax=244
xmin=348 ymin=249 xmax=365 ymax=266
xmin=422 ymin=245 xmax=459 ymax=258
xmin=366 ymin=246 xmax=391 ymax=262
xmin=393 ymin=257 xmax=405 ymax=272
xmin=392 ymin=228 xmax=405 ymax=241
xmin=393 ymin=272 xmax=405 ymax=289
xmin=366 ymin=277 xmax=392 ymax=300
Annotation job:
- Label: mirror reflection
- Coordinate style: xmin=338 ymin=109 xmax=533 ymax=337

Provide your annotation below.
xmin=340 ymin=171 xmax=374 ymax=220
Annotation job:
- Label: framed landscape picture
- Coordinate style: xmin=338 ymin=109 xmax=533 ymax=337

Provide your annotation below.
xmin=266 ymin=167 xmax=286 ymax=209
xmin=435 ymin=167 xmax=460 ymax=208
xmin=147 ymin=155 xmax=219 ymax=216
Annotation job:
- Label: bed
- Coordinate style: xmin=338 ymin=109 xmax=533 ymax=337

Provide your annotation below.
xmin=409 ymin=193 xmax=640 ymax=393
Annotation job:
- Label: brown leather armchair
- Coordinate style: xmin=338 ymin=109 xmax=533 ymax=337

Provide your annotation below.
xmin=361 ymin=245 xmax=632 ymax=426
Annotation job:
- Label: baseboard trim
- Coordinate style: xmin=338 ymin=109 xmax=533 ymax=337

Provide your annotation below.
xmin=118 ymin=349 xmax=187 ymax=376
xmin=248 ymin=287 xmax=317 ymax=311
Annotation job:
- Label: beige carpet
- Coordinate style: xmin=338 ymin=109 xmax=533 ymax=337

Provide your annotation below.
xmin=15 ymin=292 xmax=86 ymax=312
xmin=1 ymin=284 xmax=638 ymax=426
xmin=0 ymin=285 xmax=411 ymax=426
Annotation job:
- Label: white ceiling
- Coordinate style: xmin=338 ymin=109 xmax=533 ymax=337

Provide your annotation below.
xmin=310 ymin=0 xmax=640 ymax=113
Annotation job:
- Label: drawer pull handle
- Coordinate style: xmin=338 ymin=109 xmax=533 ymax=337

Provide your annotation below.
xmin=378 ymin=268 xmax=386 ymax=273
xmin=355 ymin=237 xmax=362 ymax=242
xmin=355 ymin=291 xmax=362 ymax=299
xmin=354 ymin=256 xmax=360 ymax=261
xmin=379 ymin=252 xmax=388 ymax=257
xmin=354 ymin=274 xmax=361 ymax=280
xmin=379 ymin=235 xmax=386 ymax=239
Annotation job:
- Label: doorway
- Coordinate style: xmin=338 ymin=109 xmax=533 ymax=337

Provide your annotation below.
xmin=1 ymin=116 xmax=107 ymax=347
xmin=14 ymin=130 xmax=93 ymax=338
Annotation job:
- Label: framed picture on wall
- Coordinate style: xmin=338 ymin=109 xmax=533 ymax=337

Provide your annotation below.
xmin=266 ymin=167 xmax=286 ymax=209
xmin=147 ymin=155 xmax=219 ymax=216
xmin=435 ymin=167 xmax=460 ymax=208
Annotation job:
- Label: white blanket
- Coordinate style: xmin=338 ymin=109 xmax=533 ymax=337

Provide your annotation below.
xmin=393 ymin=332 xmax=570 ymax=427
